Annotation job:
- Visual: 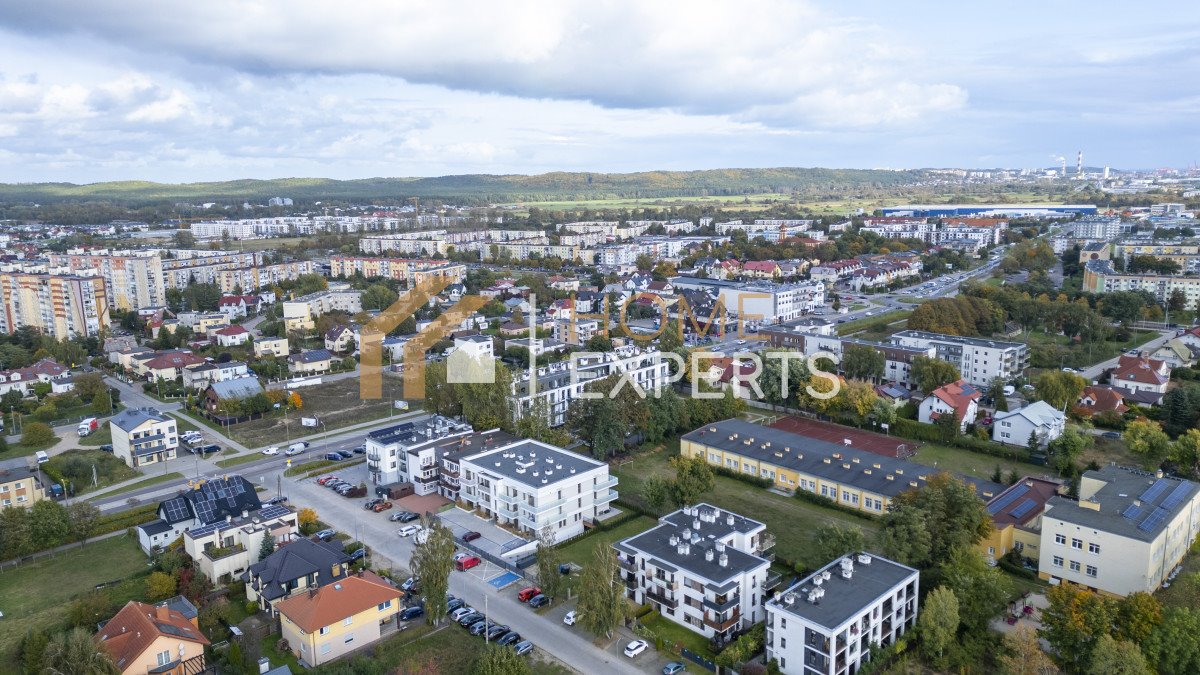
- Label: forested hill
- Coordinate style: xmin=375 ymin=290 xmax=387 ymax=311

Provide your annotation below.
xmin=0 ymin=168 xmax=930 ymax=205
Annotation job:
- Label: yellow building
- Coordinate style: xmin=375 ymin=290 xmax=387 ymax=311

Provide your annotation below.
xmin=0 ymin=461 xmax=46 ymax=508
xmin=97 ymin=598 xmax=208 ymax=675
xmin=276 ymin=571 xmax=402 ymax=667
xmin=680 ymin=419 xmax=1003 ymax=516
xmin=976 ymin=476 xmax=1062 ymax=564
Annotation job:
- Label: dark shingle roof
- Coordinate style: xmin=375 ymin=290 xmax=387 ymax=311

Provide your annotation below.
xmin=248 ymin=538 xmax=352 ymax=601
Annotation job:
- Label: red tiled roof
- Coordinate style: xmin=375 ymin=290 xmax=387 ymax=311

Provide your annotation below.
xmin=1074 ymin=385 xmax=1128 ymax=417
xmin=97 ymin=601 xmax=208 ymax=671
xmin=215 ymin=325 xmax=249 ymax=336
xmin=143 ymin=352 xmax=205 ymax=369
xmin=1112 ymin=355 xmax=1169 ymax=385
xmin=274 ymin=571 xmax=400 ymax=634
xmin=930 ymin=379 xmax=981 ymax=421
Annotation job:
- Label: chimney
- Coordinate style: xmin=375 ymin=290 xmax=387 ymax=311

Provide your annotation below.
xmin=1156 ymin=469 xmax=1164 ymax=479
xmin=155 ymin=605 xmax=170 ymax=621
xmin=719 ymin=553 xmax=728 ymax=568
xmin=259 ymin=657 xmax=271 ymax=674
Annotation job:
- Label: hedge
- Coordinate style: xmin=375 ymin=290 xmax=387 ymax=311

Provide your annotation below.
xmin=713 ymin=465 xmax=774 ymax=488
xmin=891 ymin=418 xmax=1033 ymax=462
xmin=554 ymin=505 xmax=644 ymax=551
xmin=794 ymin=488 xmax=879 ymax=522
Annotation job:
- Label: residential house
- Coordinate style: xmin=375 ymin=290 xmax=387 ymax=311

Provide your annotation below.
xmin=277 ymin=571 xmax=402 ymax=668
xmin=140 ymin=351 xmax=205 ymax=381
xmin=766 ymin=554 xmax=919 ymax=675
xmin=0 ymin=458 xmax=46 ymax=508
xmin=324 ymin=325 xmax=355 ymax=353
xmin=918 ymin=380 xmax=981 ymax=431
xmin=546 ymin=298 xmax=574 ymax=321
xmin=1109 ymin=354 xmax=1171 ymax=406
xmin=217 ymin=294 xmax=260 ymax=320
xmin=1150 ymin=338 xmax=1199 ymax=369
xmin=553 ymin=318 xmax=600 ymax=345
xmin=992 ymin=401 xmax=1066 ymax=447
xmin=97 ymin=598 xmax=208 ymax=675
xmin=548 ymin=275 xmax=580 ymax=292
xmin=1073 ymin=385 xmax=1128 ymax=418
xmin=182 ymin=360 xmax=249 ymax=390
xmin=742 ymin=260 xmax=782 ymax=279
xmin=183 ymin=503 xmax=298 ymax=582
xmin=288 ymin=349 xmax=334 ymax=375
xmin=498 ymin=321 xmax=529 ymax=338
xmin=0 ymin=358 xmax=75 ymax=397
xmin=136 ymin=475 xmax=262 ymax=554
xmin=110 ymin=408 xmax=178 ymax=468
xmin=503 ymin=297 xmax=533 ymax=314
xmin=214 ymin=324 xmax=252 ymax=347
xmin=1038 ymin=466 xmax=1200 ymax=596
xmin=254 ymin=337 xmax=291 ymax=358
xmin=204 ymin=377 xmax=267 ymax=414
xmin=246 ymin=537 xmax=354 ymax=615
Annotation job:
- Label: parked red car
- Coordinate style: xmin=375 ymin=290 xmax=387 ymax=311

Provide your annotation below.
xmin=317 ymin=475 xmax=339 ymax=485
xmin=372 ymin=501 xmax=394 ymax=512
xmin=455 ymin=556 xmax=481 ymax=571
xmin=517 ymin=586 xmax=542 ymax=602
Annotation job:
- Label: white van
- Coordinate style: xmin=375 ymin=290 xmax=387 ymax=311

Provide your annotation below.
xmin=35 ymin=451 xmax=50 ymax=464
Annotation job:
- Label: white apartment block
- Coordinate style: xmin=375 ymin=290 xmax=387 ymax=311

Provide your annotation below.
xmin=110 ymin=408 xmax=179 ymax=468
xmin=766 ymin=553 xmax=919 ymax=675
xmin=1038 ymin=466 xmax=1200 ymax=597
xmin=329 ymin=256 xmax=466 ymax=286
xmin=365 ymin=416 xmax=476 ymax=490
xmin=459 ymin=440 xmax=617 ymax=542
xmin=511 ymin=346 xmax=669 ymax=426
xmin=888 ymin=330 xmax=1029 ymax=386
xmin=1083 ymin=259 xmax=1200 ymax=306
xmin=671 ymin=278 xmax=825 ymax=324
xmin=614 ymin=504 xmax=777 ymax=642
xmin=282 ymin=288 xmax=363 ymax=331
xmin=0 ymin=271 xmax=110 ymax=339
xmin=214 ymin=261 xmax=316 ymax=294
xmin=1072 ymin=217 xmax=1124 ymax=240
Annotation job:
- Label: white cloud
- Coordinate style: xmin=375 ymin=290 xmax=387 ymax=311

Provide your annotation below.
xmin=126 ymin=89 xmax=193 ymax=123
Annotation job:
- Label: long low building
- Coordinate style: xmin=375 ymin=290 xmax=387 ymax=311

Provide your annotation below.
xmin=680 ymin=419 xmax=1004 ymax=516
xmin=1083 ymin=259 xmax=1200 ymax=306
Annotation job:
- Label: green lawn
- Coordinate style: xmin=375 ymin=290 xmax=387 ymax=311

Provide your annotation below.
xmin=372 ymin=623 xmax=486 ymax=673
xmin=642 ymin=613 xmax=715 ymax=659
xmin=169 ymin=413 xmax=204 ymax=435
xmin=613 ymin=443 xmax=880 ymax=569
xmin=97 ymin=472 xmax=185 ymax=498
xmin=0 ymin=436 xmax=61 ymax=462
xmin=78 ymin=423 xmax=113 ymax=446
xmin=0 ymin=535 xmax=149 ymax=665
xmin=47 ymin=449 xmax=140 ymax=495
xmin=908 ymin=444 xmax=1045 ymax=483
xmin=1022 ymin=329 xmax=1157 ymax=370
xmin=216 ymin=452 xmax=266 ymax=468
xmin=554 ymin=516 xmax=658 ymax=594
xmin=836 ymin=309 xmax=913 ymax=337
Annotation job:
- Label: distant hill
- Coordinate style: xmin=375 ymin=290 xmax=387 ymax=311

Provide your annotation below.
xmin=0 ymin=168 xmax=930 ymax=206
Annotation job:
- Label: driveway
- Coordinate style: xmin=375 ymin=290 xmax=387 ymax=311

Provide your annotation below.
xmin=288 ymin=474 xmax=656 ymax=674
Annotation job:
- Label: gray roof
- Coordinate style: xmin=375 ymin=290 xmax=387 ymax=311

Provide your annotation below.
xmin=769 ymin=553 xmax=918 ymax=630
xmin=682 ymin=419 xmax=1005 ymax=500
xmin=208 ymin=376 xmax=265 ymax=400
xmin=616 ymin=504 xmax=769 ymax=584
xmin=289 ymin=348 xmax=333 ymax=363
xmin=465 ymin=440 xmax=606 ymax=488
xmin=890 ymin=329 xmax=1027 ymax=352
xmin=1044 ymin=466 xmax=1199 ymax=542
xmin=247 ymin=537 xmax=351 ymax=601
xmin=111 ymin=407 xmax=172 ymax=432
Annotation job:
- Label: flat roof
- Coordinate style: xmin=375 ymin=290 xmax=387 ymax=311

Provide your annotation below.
xmin=682 ymin=419 xmax=1004 ymax=499
xmin=465 ymin=440 xmax=606 ymax=488
xmin=890 ymin=329 xmax=1027 ymax=351
xmin=769 ymin=553 xmax=917 ymax=630
xmin=616 ymin=504 xmax=768 ymax=583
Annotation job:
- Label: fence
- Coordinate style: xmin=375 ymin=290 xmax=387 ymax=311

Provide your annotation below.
xmin=453 ymin=532 xmax=531 ymax=575
xmin=681 ymin=648 xmax=717 ymax=672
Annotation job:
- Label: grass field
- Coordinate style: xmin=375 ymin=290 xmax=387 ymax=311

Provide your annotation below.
xmin=837 ymin=309 xmax=913 ymax=337
xmin=47 ymin=449 xmax=141 ymax=495
xmin=613 ymin=441 xmax=880 ymax=569
xmin=0 ymin=535 xmax=149 ymax=665
xmin=554 ymin=515 xmax=658 ymax=595
xmin=215 ymin=377 xmax=408 ymax=448
xmin=1022 ymin=329 xmax=1157 ymax=370
xmin=642 ymin=612 xmax=715 ymax=658
xmin=97 ymin=471 xmax=185 ymax=497
xmin=909 ymin=444 xmax=1046 ymax=483
xmin=79 ymin=423 xmax=113 ymax=446
xmin=497 ymin=193 xmax=793 ymax=212
xmin=215 ymin=452 xmax=266 ymax=468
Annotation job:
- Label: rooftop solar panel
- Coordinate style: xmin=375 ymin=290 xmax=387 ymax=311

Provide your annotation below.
xmin=1138 ymin=507 xmax=1169 ymax=532
xmin=1009 ymin=498 xmax=1038 ymax=519
xmin=1140 ymin=478 xmax=1171 ymax=504
xmin=1122 ymin=503 xmax=1144 ymax=520
xmin=1161 ymin=481 xmax=1195 ymax=511
xmin=987 ymin=484 xmax=1029 ymax=515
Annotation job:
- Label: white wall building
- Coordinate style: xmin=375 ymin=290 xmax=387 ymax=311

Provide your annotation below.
xmin=766 ymin=553 xmax=920 ymax=675
xmin=110 ymin=408 xmax=179 ymax=468
xmin=614 ymin=504 xmax=777 ymax=642
xmin=510 ymin=346 xmax=669 ymax=427
xmin=992 ymin=401 xmax=1066 ymax=447
xmin=889 ymin=330 xmax=1029 ymax=386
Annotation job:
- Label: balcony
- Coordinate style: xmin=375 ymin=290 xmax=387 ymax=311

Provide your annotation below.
xmin=367 ymin=452 xmax=382 ymax=462
xmin=414 ymin=474 xmax=438 ymax=484
xmin=592 ymin=476 xmax=619 ymax=492
xmin=755 ymin=532 xmax=776 ymax=553
xmin=644 ymin=588 xmax=678 ymax=609
xmin=704 ymin=611 xmax=740 ymax=632
xmin=495 ymin=492 xmax=519 ymax=506
xmin=704 ymin=594 xmax=740 ymax=613
xmin=595 ymin=490 xmax=618 ymax=505
xmin=764 ymin=572 xmax=783 ymax=591
xmin=203 ymin=543 xmax=246 ymax=562
xmin=618 ymin=557 xmax=637 ymax=572
xmin=622 ymin=572 xmax=638 ymax=589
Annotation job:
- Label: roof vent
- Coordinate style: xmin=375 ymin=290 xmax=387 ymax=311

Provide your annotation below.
xmin=783 ymin=592 xmax=796 ymax=605
xmin=693 ymin=519 xmax=701 ymax=530
xmin=726 ymin=514 xmax=735 ymax=526
xmin=705 ymin=549 xmax=714 ymax=562
xmin=719 ymin=553 xmax=728 ymax=567
xmin=857 ymin=554 xmax=872 ymax=565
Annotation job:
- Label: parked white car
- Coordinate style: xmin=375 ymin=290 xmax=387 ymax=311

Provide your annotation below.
xmin=624 ymin=639 xmax=648 ymax=658
xmin=563 ymin=610 xmax=577 ymax=626
xmin=398 ymin=525 xmax=419 ymax=537
xmin=262 ymin=446 xmax=279 ymax=455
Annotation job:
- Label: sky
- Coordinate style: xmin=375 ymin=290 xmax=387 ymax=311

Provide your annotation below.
xmin=0 ymin=1 xmax=1198 ymax=183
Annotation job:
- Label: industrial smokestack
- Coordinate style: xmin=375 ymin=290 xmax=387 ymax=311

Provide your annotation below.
xmin=1077 ymin=151 xmax=1083 ymax=176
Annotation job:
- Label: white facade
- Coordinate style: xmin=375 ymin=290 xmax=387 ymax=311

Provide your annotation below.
xmin=766 ymin=553 xmax=919 ymax=675
xmin=614 ymin=505 xmax=776 ymax=641
xmin=511 ymin=346 xmax=669 ymax=427
xmin=459 ymin=440 xmax=617 ymax=542
xmin=992 ymin=401 xmax=1065 ymax=447
xmin=889 ymin=330 xmax=1028 ymax=386
xmin=110 ymin=408 xmax=179 ymax=468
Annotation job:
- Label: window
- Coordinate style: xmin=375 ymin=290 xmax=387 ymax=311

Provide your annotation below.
xmin=1086 ymin=565 xmax=1098 ymax=577
xmin=156 ymin=651 xmax=172 ymax=667
xmin=378 ymin=600 xmax=392 ymax=610
xmin=780 ymin=638 xmax=786 ymax=648
xmin=987 ymin=547 xmax=995 ymax=555
xmin=1052 ymin=556 xmax=1063 ymax=567
xmin=1088 ymin=543 xmax=1100 ymax=555
xmin=344 ymin=616 xmax=353 ymax=626
xmin=320 ymin=643 xmax=331 ymax=655
xmin=1070 ymin=560 xmax=1080 ymax=572
xmin=1054 ymin=534 xmax=1066 ymax=545
xmin=319 ymin=626 xmax=330 ymax=635
xmin=1071 ymin=538 xmax=1082 ymax=550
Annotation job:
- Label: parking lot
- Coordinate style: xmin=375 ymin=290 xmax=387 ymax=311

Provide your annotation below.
xmin=438 ymin=507 xmax=534 ymax=561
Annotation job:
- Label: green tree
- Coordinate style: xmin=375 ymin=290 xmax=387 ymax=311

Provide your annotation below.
xmin=940 ymin=546 xmax=1011 ymax=633
xmin=1047 ymin=427 xmax=1090 ymax=475
xmin=42 ymin=627 xmax=118 ymax=675
xmin=876 ymin=506 xmax=932 ymax=568
xmin=1169 ymin=428 xmax=1200 ymax=479
xmin=1141 ymin=607 xmax=1200 ymax=675
xmin=1087 ymin=634 xmax=1150 ymax=675
xmin=535 ymin=526 xmax=565 ymax=605
xmin=0 ymin=506 xmax=33 ymax=561
xmin=919 ymin=586 xmax=959 ymax=668
xmin=411 ymin=518 xmax=456 ymax=626
xmin=145 ymin=571 xmax=177 ymax=602
xmin=20 ymin=628 xmax=51 ymax=675
xmin=640 ymin=476 xmax=670 ymax=512
xmin=842 ymin=344 xmax=885 ymax=382
xmin=910 ymin=355 xmax=960 ymax=393
xmin=876 ymin=474 xmax=991 ymax=568
xmin=20 ymin=421 xmax=56 ymax=447
xmin=258 ymin=534 xmax=276 ymax=561
xmin=1124 ymin=418 xmax=1172 ymax=467
xmin=635 ymin=254 xmax=654 ymax=271
xmin=997 ymin=624 xmax=1058 ymax=675
xmin=1114 ymin=591 xmax=1161 ymax=645
xmin=1039 ymin=584 xmax=1116 ymax=671
xmin=30 ymin=500 xmax=71 ymax=549
xmin=668 ymin=454 xmax=715 ymax=506
xmin=1034 ymin=371 xmax=1087 ymax=409
xmin=577 ymin=542 xmax=624 ymax=638
xmin=471 ymin=644 xmax=532 ymax=675
xmin=585 ymin=334 xmax=613 ymax=352
xmin=808 ymin=523 xmax=865 ymax=568
xmin=66 ymin=502 xmax=100 ymax=547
